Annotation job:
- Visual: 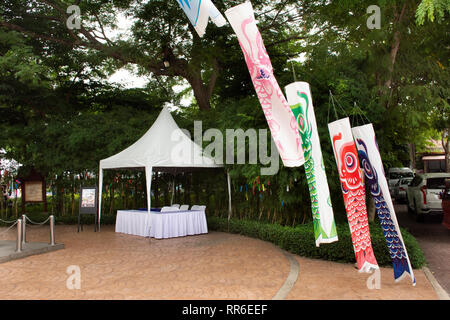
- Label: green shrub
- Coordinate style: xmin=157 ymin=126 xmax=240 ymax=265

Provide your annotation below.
xmin=207 ymin=216 xmax=426 ymax=269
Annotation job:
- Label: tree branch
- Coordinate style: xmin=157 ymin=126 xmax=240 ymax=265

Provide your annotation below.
xmin=265 ymin=35 xmax=308 ymax=48
xmin=207 ymin=58 xmax=220 ymax=99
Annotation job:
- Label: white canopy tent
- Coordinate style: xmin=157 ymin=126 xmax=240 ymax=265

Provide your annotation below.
xmin=98 ymin=106 xmax=227 ymax=229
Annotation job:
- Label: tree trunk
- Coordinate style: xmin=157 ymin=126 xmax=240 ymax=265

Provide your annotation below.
xmin=409 ymin=143 xmax=416 ymax=169
xmin=188 ymin=75 xmax=212 ymax=110
xmin=443 ymin=129 xmax=450 ymax=173
xmin=383 ymin=2 xmax=408 ymax=108
xmin=71 ymin=180 xmax=75 ymax=216
xmin=0 ymin=190 xmax=3 ymax=219
xmin=133 ymin=179 xmax=137 ymax=209
xmin=62 ymin=188 xmax=66 ymax=216
xmin=109 ymin=185 xmax=114 ymax=215
xmin=154 ymin=173 xmax=160 ymax=208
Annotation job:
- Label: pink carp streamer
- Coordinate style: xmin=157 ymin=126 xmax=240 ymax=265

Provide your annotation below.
xmin=328 ymin=118 xmax=379 ymax=273
xmin=225 ymin=2 xmax=304 ymax=168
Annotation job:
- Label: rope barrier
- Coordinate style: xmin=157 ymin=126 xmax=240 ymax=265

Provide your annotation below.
xmin=25 ymin=216 xmax=51 ymax=225
xmin=0 ymin=218 xmax=17 ymax=224
xmin=0 ymin=220 xmax=18 ymax=235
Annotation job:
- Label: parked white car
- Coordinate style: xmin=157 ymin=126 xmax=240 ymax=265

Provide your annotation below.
xmin=387 ymin=167 xmax=414 ymax=195
xmin=406 ymin=172 xmax=450 ymax=221
xmin=393 ymin=177 xmax=413 ymax=203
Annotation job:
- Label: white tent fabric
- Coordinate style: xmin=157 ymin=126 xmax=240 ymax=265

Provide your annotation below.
xmin=98 ymin=107 xmax=223 ymax=228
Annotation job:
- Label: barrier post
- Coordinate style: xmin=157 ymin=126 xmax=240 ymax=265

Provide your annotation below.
xmin=21 ymin=214 xmax=27 ymax=244
xmin=49 ymin=215 xmax=55 ymax=246
xmin=15 ymin=218 xmax=22 ymax=252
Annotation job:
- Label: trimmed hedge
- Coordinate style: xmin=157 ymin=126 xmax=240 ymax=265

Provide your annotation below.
xmin=206 ymin=216 xmax=426 ymax=269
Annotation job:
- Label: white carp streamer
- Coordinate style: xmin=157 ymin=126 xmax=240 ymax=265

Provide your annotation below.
xmin=352 ymin=124 xmax=415 ymax=284
xmin=285 ymin=82 xmax=338 ymax=246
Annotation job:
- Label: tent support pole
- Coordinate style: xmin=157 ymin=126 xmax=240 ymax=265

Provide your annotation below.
xmin=98 ymin=167 xmax=103 ymax=232
xmin=146 ymin=166 xmax=153 ymax=213
xmin=170 ymin=178 xmax=175 ymax=206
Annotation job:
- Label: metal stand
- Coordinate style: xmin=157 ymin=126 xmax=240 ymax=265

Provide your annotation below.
xmin=77 ymin=212 xmax=97 ymax=232
xmin=21 ymin=214 xmax=27 ymax=244
xmin=49 ymin=215 xmax=55 ymax=246
xmin=15 ymin=218 xmax=22 ymax=252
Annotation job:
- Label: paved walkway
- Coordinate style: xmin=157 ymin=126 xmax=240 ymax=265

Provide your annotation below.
xmin=0 ymin=225 xmax=439 ymax=300
xmin=394 ymin=203 xmax=450 ymax=296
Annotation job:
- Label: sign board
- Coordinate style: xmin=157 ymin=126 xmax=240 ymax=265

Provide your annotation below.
xmin=78 ymin=186 xmax=98 ymax=232
xmin=24 ymin=181 xmax=44 ymax=202
xmin=79 ymin=186 xmax=98 ymax=214
xmin=81 ymin=188 xmax=96 ymax=208
xmin=18 ymin=167 xmax=47 ymax=214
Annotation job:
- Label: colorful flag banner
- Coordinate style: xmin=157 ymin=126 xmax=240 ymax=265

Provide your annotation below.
xmin=352 ymin=123 xmax=416 ymax=284
xmin=175 ymin=0 xmax=227 ymax=37
xmin=224 ymin=1 xmax=304 ymax=167
xmin=328 ymin=118 xmax=378 ymax=272
xmin=285 ymin=82 xmax=337 ymax=246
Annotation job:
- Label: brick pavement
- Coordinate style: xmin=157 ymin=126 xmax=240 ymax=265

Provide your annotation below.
xmin=394 ymin=203 xmax=450 ymax=296
xmin=0 ymin=225 xmax=439 ymax=300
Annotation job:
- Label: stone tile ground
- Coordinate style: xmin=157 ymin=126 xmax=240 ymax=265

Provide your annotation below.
xmin=0 ymin=225 xmax=438 ymax=300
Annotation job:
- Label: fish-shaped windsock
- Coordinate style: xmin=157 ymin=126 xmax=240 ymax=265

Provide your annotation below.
xmin=328 ymin=118 xmax=379 ymax=272
xmin=225 ymin=1 xmax=305 ymax=167
xmin=176 ymin=0 xmax=227 ymax=37
xmin=352 ymin=123 xmax=416 ymax=285
xmin=286 ymin=82 xmax=338 ymax=246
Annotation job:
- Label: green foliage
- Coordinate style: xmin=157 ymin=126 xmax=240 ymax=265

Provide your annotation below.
xmin=207 ymin=216 xmax=426 ymax=269
xmin=416 ymin=0 xmax=450 ymax=25
xmin=0 ymin=1 xmax=448 ymax=236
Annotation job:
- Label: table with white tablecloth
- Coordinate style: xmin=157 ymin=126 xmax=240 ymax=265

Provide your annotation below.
xmin=115 ymin=210 xmax=152 ymax=237
xmin=115 ymin=209 xmax=208 ymax=239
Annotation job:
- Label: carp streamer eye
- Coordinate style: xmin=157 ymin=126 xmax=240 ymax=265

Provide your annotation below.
xmin=344 ymin=152 xmax=357 ymax=173
xmin=363 ymin=160 xmax=374 ymax=179
xmin=298 ymin=115 xmax=305 ymax=131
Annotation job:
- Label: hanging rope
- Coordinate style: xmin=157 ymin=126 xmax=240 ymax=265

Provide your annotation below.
xmin=354 ymin=102 xmax=371 ymax=124
xmin=291 ymin=61 xmax=297 ymax=82
xmin=0 ymin=220 xmax=18 ymax=235
xmin=0 ymin=218 xmax=17 ymax=224
xmin=25 ymin=215 xmax=51 ymax=225
xmin=330 ymin=91 xmax=348 ymax=117
xmin=327 ymin=90 xmax=339 ymax=123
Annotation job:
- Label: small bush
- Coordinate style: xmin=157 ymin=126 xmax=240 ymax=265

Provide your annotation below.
xmin=207 ymin=216 xmax=426 ymax=269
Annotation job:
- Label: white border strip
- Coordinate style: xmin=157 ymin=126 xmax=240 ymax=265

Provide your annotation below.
xmin=272 ymin=251 xmax=300 ymax=300
xmin=423 ymin=267 xmax=450 ymax=300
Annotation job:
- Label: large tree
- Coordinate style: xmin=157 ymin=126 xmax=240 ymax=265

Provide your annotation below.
xmin=0 ymin=0 xmax=307 ymax=110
